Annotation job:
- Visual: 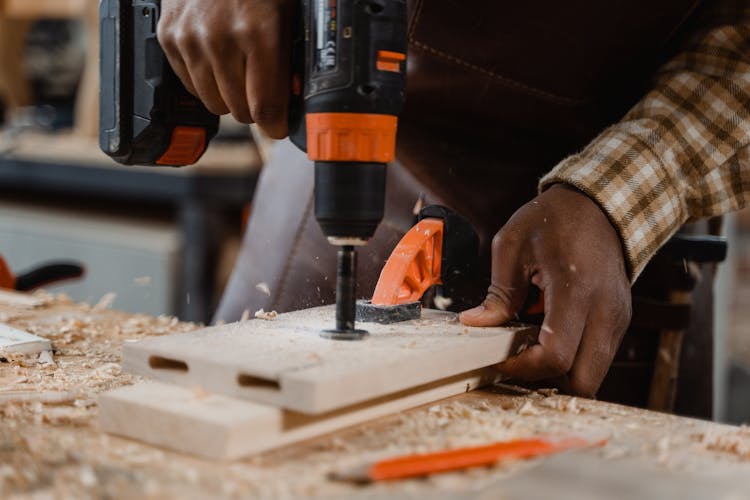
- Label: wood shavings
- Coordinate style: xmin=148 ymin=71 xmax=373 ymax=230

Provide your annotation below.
xmin=696 ymin=429 xmax=750 ymax=459
xmin=540 ymin=396 xmax=581 ymax=414
xmin=517 ymin=401 xmax=540 ymax=416
xmin=2 ymin=292 xmax=750 ymax=498
xmin=537 ymin=388 xmax=558 ymax=397
xmin=566 ymin=397 xmax=579 ymax=414
xmin=240 ymin=309 xmax=251 ymax=322
xmin=433 ymin=295 xmax=452 ymax=311
xmin=493 ymin=382 xmax=534 ymax=395
xmin=41 ymin=406 xmax=91 ymax=426
xmin=93 ymin=293 xmax=117 ymax=311
xmin=255 ymin=282 xmax=271 ymax=296
xmin=412 ymin=193 xmax=425 ymax=215
xmin=133 ymin=276 xmax=152 ymax=286
xmin=254 ymin=309 xmax=278 ymax=321
xmin=36 ymin=350 xmax=55 ymax=367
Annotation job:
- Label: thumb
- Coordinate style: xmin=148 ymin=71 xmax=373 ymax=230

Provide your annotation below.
xmin=459 ymin=228 xmax=531 ymax=327
xmin=459 ymin=281 xmax=529 ymax=326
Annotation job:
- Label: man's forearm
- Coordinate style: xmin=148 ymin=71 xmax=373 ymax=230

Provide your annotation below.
xmin=539 ymin=0 xmax=750 ymax=280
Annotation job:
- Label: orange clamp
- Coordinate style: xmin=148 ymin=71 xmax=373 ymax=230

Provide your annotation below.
xmin=371 ymin=218 xmax=444 ymax=306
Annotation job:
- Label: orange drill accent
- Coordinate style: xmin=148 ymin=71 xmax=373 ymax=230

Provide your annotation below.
xmin=376 ymin=50 xmax=406 ymax=72
xmin=306 ymin=113 xmax=397 ymax=163
xmin=371 ymin=218 xmax=444 ymax=305
xmin=157 ymin=126 xmax=207 ymax=166
xmin=0 ymin=255 xmax=16 ymax=289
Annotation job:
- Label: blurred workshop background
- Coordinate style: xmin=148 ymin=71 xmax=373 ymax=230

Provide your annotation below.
xmin=0 ymin=0 xmax=266 ymax=323
xmin=0 ymin=1 xmax=747 ymax=424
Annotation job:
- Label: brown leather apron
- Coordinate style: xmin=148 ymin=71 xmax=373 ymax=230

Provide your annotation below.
xmin=398 ymin=0 xmax=702 ymax=240
xmin=216 ymin=0 xmax=713 ymax=417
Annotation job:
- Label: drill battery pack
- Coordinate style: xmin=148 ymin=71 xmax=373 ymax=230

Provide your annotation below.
xmin=99 ymin=0 xmax=218 ymax=166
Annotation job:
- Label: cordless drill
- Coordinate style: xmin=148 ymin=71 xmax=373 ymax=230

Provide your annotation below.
xmin=99 ymin=0 xmax=407 ymax=338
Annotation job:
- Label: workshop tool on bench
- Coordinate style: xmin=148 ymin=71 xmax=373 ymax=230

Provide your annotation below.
xmin=100 ymin=0 xmax=407 ymax=339
xmin=330 ymin=435 xmax=606 ymax=483
xmin=357 ymin=205 xmax=545 ymax=324
xmin=0 ymin=254 xmax=84 ymax=291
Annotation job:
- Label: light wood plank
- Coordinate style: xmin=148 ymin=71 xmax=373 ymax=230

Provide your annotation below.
xmin=99 ymin=369 xmax=500 ymax=460
xmin=122 ymin=305 xmax=535 ymax=414
xmin=0 ymin=323 xmax=51 ymax=355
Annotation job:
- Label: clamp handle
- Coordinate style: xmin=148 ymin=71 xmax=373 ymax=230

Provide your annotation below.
xmin=0 ymin=255 xmax=84 ymax=291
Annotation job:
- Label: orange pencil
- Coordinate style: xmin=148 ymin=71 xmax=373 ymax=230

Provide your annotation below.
xmin=330 ymin=436 xmax=605 ymax=483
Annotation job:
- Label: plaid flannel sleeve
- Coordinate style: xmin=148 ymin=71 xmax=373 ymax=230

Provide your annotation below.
xmin=539 ymin=1 xmax=750 ymax=281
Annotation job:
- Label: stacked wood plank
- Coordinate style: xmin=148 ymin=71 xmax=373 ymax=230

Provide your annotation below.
xmin=99 ymin=305 xmax=536 ymax=459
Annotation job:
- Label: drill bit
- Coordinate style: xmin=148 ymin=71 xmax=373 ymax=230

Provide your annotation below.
xmin=321 ymin=246 xmax=368 ymax=340
xmin=335 ymin=245 xmax=357 ymax=331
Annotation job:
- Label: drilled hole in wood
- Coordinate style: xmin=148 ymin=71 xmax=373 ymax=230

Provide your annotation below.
xmin=237 ymin=374 xmax=281 ymax=391
xmin=148 ymin=356 xmax=188 ymax=372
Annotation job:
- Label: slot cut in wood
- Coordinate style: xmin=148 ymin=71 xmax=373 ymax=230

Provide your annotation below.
xmin=237 ymin=373 xmax=281 ymax=391
xmin=148 ymin=356 xmax=188 ymax=372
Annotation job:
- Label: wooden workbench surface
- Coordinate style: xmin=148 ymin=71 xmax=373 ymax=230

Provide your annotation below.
xmin=1 ymin=293 xmax=749 ymax=498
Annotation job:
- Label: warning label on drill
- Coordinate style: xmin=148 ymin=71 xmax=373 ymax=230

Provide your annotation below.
xmin=314 ymin=0 xmax=337 ymax=73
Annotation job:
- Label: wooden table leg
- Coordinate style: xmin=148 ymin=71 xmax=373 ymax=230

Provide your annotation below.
xmin=648 ymin=290 xmax=693 ymax=412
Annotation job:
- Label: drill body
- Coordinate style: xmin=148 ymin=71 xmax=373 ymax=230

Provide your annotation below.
xmin=99 ymin=0 xmax=407 ymax=334
xmin=290 ymin=0 xmax=407 ymax=334
xmin=289 ymin=0 xmax=407 ymax=247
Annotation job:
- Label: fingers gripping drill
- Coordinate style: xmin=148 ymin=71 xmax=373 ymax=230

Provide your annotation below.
xmin=99 ymin=0 xmax=408 ymax=338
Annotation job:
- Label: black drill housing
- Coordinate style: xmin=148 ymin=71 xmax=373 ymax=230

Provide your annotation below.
xmin=289 ymin=0 xmax=407 ymax=242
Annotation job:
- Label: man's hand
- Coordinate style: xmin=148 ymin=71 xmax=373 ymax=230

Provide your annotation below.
xmin=158 ymin=0 xmax=292 ymax=138
xmin=459 ymin=184 xmax=632 ymax=397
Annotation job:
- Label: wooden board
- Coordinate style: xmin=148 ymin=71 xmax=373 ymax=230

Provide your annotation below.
xmin=99 ymin=370 xmax=500 ymax=460
xmin=0 ymin=323 xmax=51 ymax=355
xmin=122 ymin=306 xmax=535 ymax=414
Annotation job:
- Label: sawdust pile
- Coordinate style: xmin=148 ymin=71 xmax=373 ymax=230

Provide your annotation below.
xmin=0 ymin=291 xmax=198 ymax=495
